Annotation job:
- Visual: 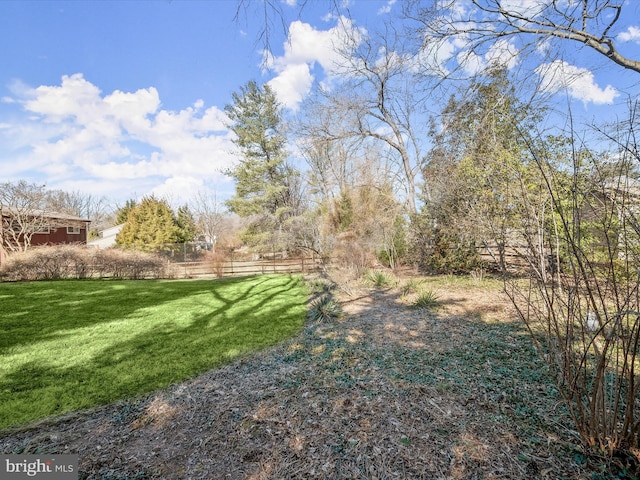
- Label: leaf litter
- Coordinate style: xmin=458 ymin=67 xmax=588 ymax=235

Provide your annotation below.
xmin=0 ymin=273 xmax=603 ymax=479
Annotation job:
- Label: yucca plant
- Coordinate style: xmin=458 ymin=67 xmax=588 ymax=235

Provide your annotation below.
xmin=363 ymin=269 xmax=396 ymax=288
xmin=308 ymin=294 xmax=343 ymax=322
xmin=411 ymin=288 xmax=440 ymax=309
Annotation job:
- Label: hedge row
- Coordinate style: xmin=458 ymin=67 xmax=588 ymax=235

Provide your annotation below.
xmin=0 ymin=245 xmax=173 ymax=281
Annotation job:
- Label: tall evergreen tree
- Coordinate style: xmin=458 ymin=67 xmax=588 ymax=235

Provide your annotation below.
xmin=224 ymin=80 xmax=300 ymax=251
xmin=116 ymin=199 xmax=137 ymax=225
xmin=175 ymin=205 xmax=198 ymax=243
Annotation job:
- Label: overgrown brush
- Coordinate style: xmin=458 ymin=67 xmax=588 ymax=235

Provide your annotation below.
xmin=332 ymin=235 xmax=376 ymax=278
xmin=207 ymin=250 xmax=227 ymax=278
xmin=0 ymin=244 xmax=90 ymax=281
xmin=0 ymin=245 xmax=170 ymax=281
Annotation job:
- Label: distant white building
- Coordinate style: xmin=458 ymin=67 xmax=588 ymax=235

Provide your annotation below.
xmin=87 ymin=224 xmax=124 ymax=249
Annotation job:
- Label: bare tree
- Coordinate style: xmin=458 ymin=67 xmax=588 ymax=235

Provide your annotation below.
xmin=0 ymin=181 xmax=49 ymax=253
xmin=45 ymin=189 xmax=110 ymax=234
xmin=406 ymin=0 xmax=640 ymax=76
xmin=298 ymin=114 xmax=407 ymax=268
xmin=296 ymin=94 xmax=380 ymax=205
xmin=234 ymin=0 xmax=349 ymax=62
xmin=191 ymin=190 xmax=226 ymax=250
xmin=315 ymin=26 xmax=432 ymax=214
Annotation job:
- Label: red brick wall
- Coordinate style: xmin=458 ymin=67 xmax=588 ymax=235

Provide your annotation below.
xmin=30 ymin=226 xmax=88 ymax=246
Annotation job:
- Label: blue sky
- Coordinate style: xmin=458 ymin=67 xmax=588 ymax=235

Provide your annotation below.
xmin=1 ymin=0 xmax=639 ymax=207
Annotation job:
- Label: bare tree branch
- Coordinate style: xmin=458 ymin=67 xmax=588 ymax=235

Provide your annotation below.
xmin=409 ymin=0 xmax=639 ymax=75
xmin=0 ymin=181 xmax=49 ymax=252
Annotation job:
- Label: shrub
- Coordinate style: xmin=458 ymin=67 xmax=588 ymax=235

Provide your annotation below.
xmin=505 ymin=113 xmax=640 ymax=461
xmin=92 ymin=248 xmax=169 ymax=279
xmin=411 ymin=289 xmax=441 ymax=309
xmin=0 ymin=245 xmax=90 ymax=281
xmin=363 ymin=269 xmax=396 ymax=288
xmin=0 ymin=245 xmax=169 ymax=281
xmin=407 ymin=215 xmax=482 ymax=274
xmin=207 ymin=250 xmax=227 ymax=278
xmin=308 ymin=294 xmax=343 ymax=322
xmin=40 ymin=244 xmax=91 ymax=279
xmin=332 ymin=234 xmax=376 ymax=278
xmin=306 ymin=277 xmax=335 ymax=295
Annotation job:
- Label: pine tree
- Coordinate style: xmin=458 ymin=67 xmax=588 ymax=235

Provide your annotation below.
xmin=176 ymin=205 xmax=198 ymax=243
xmin=116 ymin=199 xmax=137 ymax=225
xmin=224 ymin=80 xmax=300 ymax=250
xmin=116 ymin=196 xmax=182 ymax=251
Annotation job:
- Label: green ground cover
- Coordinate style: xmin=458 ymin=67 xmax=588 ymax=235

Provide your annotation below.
xmin=0 ymin=275 xmax=307 ymax=430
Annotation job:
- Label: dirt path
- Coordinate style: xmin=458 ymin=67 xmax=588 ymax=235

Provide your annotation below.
xmin=1 ymin=276 xmax=589 ymax=479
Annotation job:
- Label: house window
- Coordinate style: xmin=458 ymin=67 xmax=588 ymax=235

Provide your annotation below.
xmin=67 ymin=226 xmax=81 ymax=234
xmin=35 ymin=226 xmax=50 ymax=234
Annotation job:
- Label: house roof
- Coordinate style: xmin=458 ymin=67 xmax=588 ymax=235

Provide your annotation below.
xmin=0 ymin=206 xmax=91 ymax=223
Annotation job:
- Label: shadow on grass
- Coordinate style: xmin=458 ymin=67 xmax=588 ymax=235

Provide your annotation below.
xmin=0 ymin=275 xmax=301 ymax=350
xmin=0 ymin=275 xmax=307 ymax=430
xmin=1 ymin=279 xmax=218 ymax=350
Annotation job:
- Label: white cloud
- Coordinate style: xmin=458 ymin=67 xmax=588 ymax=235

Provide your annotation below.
xmin=457 ymin=50 xmax=485 ymax=76
xmin=457 ymin=39 xmax=519 ymax=75
xmin=535 ymin=60 xmax=618 ymax=105
xmin=499 ymin=0 xmax=544 ymax=18
xmin=535 ymin=38 xmax=552 ymax=55
xmin=0 ymin=74 xmax=235 ymax=203
xmin=485 ymin=39 xmax=519 ymax=68
xmin=410 ymin=35 xmax=461 ymax=76
xmin=378 ymin=0 xmax=397 ymax=15
xmin=25 ymin=74 xmax=106 ymax=124
xmin=618 ymin=26 xmax=640 ymax=44
xmin=268 ymin=63 xmax=314 ymax=109
xmin=151 ymin=176 xmax=207 ymax=203
xmin=266 ymin=17 xmax=365 ymax=110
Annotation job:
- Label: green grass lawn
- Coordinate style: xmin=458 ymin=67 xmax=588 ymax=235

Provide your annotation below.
xmin=0 ymin=274 xmax=308 ymax=431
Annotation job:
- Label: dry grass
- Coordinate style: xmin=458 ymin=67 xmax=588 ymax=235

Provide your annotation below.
xmin=0 ymin=271 xmax=614 ymax=479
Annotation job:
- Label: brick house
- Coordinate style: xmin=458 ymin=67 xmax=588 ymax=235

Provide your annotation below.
xmin=0 ymin=207 xmax=91 ymax=266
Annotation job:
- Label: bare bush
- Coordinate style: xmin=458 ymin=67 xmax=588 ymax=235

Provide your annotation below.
xmin=206 ymin=250 xmax=227 ymax=278
xmin=0 ymin=245 xmax=170 ymax=281
xmin=91 ymin=248 xmax=169 ymax=279
xmin=332 ymin=233 xmax=377 ymax=278
xmin=0 ymin=245 xmax=89 ymax=281
xmin=40 ymin=244 xmax=91 ymax=280
xmin=507 ymin=108 xmax=640 ymax=459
